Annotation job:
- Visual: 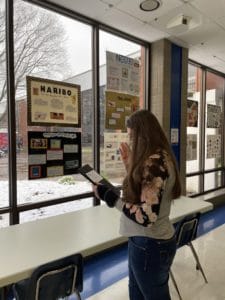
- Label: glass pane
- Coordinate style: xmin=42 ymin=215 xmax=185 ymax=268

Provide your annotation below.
xmin=205 ymin=71 xmax=224 ymax=171
xmin=204 ymin=171 xmax=222 ymax=191
xmin=14 ymin=0 xmax=93 ymax=206
xmin=20 ymin=199 xmax=92 ymax=224
xmin=0 ymin=213 xmax=9 ymax=228
xmin=99 ymin=30 xmax=145 ymax=184
xmin=186 ymin=64 xmax=202 ymax=174
xmin=0 ymin=0 xmax=9 ymax=208
xmin=186 ymin=175 xmax=200 ymax=196
xmin=17 ymin=179 xmax=92 ymax=204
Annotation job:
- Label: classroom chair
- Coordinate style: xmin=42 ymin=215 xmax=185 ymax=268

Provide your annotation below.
xmin=12 ymin=253 xmax=83 ymax=300
xmin=170 ymin=213 xmax=208 ymax=300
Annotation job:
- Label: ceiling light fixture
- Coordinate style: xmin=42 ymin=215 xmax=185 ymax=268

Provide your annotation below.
xmin=140 ymin=0 xmax=161 ymax=11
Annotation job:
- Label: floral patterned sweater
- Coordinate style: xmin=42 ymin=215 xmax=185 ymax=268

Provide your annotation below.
xmin=116 ymin=151 xmax=176 ymax=239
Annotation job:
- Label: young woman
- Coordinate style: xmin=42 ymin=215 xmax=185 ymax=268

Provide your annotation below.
xmin=93 ymin=109 xmax=181 ymax=300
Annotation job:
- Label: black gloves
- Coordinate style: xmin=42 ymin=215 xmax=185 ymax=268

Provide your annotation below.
xmin=97 ymin=184 xmax=120 ymax=208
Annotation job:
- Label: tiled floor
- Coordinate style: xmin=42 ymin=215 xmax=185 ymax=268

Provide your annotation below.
xmin=87 ymin=223 xmax=225 ymax=300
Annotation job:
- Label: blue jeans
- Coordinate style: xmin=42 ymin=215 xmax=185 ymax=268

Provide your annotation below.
xmin=128 ymin=234 xmax=176 ymax=300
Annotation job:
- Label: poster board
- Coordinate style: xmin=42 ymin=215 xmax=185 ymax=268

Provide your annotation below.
xmin=207 ymin=104 xmax=221 ymax=128
xmin=187 ymin=99 xmax=198 ymax=127
xmin=103 ymin=132 xmax=129 ymax=177
xmin=105 ymin=91 xmax=139 ymax=131
xmin=186 ymin=134 xmax=197 ymax=161
xmin=207 ymin=134 xmax=221 ymax=159
xmin=106 ymin=51 xmax=140 ymax=96
xmin=27 ymin=76 xmax=81 ymax=127
xmin=28 ymin=131 xmax=81 ymax=179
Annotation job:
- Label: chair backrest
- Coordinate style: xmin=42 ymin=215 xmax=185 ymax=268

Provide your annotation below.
xmin=14 ymin=253 xmax=83 ymax=300
xmin=176 ymin=213 xmax=200 ymax=247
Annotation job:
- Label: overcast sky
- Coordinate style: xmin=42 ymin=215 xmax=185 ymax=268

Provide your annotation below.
xmin=59 ymin=14 xmax=140 ymax=76
xmin=0 ymin=0 xmax=140 ymax=77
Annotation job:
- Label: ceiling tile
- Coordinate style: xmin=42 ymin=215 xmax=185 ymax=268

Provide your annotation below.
xmin=191 ymin=0 xmax=225 ymax=19
xmin=100 ymin=8 xmax=168 ymax=42
xmin=189 ymin=46 xmax=216 ymax=65
xmin=100 ymin=8 xmax=143 ymax=31
xmin=131 ymin=23 xmax=169 ymax=42
xmin=189 ymin=45 xmax=225 ymax=71
xmin=100 ymin=0 xmax=122 ymax=5
xmin=217 ymin=16 xmax=225 ymax=29
xmin=116 ymin=0 xmax=182 ymax=23
xmin=176 ymin=22 xmax=221 ymax=45
xmin=179 ymin=23 xmax=225 ymax=47
xmin=49 ymin=0 xmax=111 ymax=19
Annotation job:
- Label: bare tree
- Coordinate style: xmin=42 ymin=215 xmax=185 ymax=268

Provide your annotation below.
xmin=0 ymin=0 xmax=71 ymax=107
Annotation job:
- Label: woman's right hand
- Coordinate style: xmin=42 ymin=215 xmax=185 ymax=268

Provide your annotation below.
xmin=119 ymin=142 xmax=131 ymax=171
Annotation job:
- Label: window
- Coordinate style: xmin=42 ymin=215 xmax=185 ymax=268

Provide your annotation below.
xmin=99 ymin=30 xmax=146 ymax=184
xmin=186 ymin=63 xmax=225 ymax=195
xmin=0 ymin=0 xmax=9 ymax=215
xmin=186 ymin=64 xmax=202 ymax=195
xmin=204 ymin=71 xmax=224 ymax=191
xmin=1 ymin=0 xmax=148 ymax=226
xmin=13 ymin=1 xmax=93 ymax=216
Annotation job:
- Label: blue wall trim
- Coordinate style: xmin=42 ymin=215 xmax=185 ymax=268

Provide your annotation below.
xmin=170 ymin=44 xmax=182 ymax=167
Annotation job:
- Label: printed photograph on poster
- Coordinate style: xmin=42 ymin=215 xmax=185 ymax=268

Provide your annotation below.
xmin=28 ymin=131 xmax=81 ymax=179
xmin=28 ymin=154 xmax=46 ymax=165
xmin=64 ymin=144 xmax=78 ymax=153
xmin=47 ymin=166 xmax=64 ymax=177
xmin=186 ymin=134 xmax=197 ymax=161
xmin=65 ymin=160 xmax=79 ymax=170
xmin=207 ymin=134 xmax=221 ymax=158
xmin=207 ymin=104 xmax=221 ymax=128
xmin=187 ymin=100 xmax=198 ymax=127
xmin=30 ymin=138 xmax=48 ymax=149
xmin=105 ymin=91 xmax=139 ymax=131
xmin=50 ymin=139 xmax=61 ymax=149
xmin=47 ymin=150 xmax=63 ymax=161
xmin=29 ymin=166 xmax=42 ymax=179
xmin=104 ymin=132 xmax=129 ymax=178
xmin=27 ymin=76 xmax=81 ymax=127
xmin=106 ymin=51 xmax=140 ymax=96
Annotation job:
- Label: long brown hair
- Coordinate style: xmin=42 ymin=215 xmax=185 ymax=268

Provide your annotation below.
xmin=123 ymin=109 xmax=181 ymax=204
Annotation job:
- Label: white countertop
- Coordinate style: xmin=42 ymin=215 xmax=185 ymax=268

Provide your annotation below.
xmin=0 ymin=196 xmax=213 ymax=288
xmin=170 ymin=195 xmax=213 ymax=223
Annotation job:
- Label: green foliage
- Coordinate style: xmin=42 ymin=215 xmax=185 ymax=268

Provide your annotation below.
xmin=58 ymin=176 xmax=76 ymax=185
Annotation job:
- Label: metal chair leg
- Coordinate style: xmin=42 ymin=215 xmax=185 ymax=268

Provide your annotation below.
xmin=74 ymin=290 xmax=82 ymax=300
xmin=170 ymin=270 xmax=183 ymax=300
xmin=62 ymin=291 xmax=81 ymax=300
xmin=189 ymin=242 xmax=208 ymax=283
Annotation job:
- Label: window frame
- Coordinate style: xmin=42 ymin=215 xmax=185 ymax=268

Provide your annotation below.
xmin=186 ymin=60 xmax=225 ymax=196
xmin=1 ymin=0 xmax=150 ymax=225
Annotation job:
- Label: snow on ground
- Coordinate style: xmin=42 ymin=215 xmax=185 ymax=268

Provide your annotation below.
xmin=0 ymin=179 xmax=93 ymax=227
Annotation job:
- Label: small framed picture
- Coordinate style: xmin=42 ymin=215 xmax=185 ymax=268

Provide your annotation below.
xmin=30 ymin=138 xmax=47 ymax=149
xmin=29 ymin=165 xmax=41 ymax=179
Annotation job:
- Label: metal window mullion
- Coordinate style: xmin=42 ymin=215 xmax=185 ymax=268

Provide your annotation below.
xmin=92 ymin=25 xmax=100 ymax=206
xmin=200 ymin=69 xmax=206 ymax=193
xmin=144 ymin=45 xmax=151 ymax=110
xmin=221 ymin=79 xmax=225 ymax=186
xmin=5 ymin=0 xmax=19 ymax=224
